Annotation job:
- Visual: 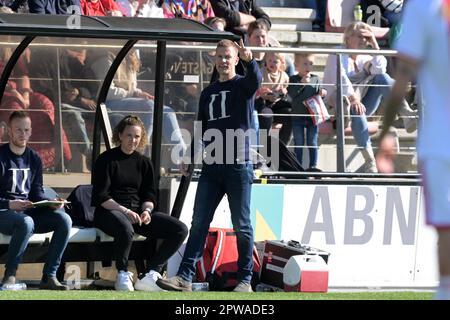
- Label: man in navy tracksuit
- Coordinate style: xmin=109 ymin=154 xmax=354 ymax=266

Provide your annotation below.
xmin=0 ymin=111 xmax=71 ymax=290
xmin=157 ymin=39 xmax=262 ymax=292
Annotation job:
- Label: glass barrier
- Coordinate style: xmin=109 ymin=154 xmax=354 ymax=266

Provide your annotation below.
xmin=0 ymin=38 xmax=419 ymax=176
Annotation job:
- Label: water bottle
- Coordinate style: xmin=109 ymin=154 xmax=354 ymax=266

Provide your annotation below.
xmin=0 ymin=283 xmax=27 ymax=291
xmin=354 ymin=4 xmax=363 ymax=22
xmin=191 ymin=282 xmax=209 ymax=292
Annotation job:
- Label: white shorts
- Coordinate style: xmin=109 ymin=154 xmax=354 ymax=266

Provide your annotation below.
xmin=421 ymin=158 xmax=450 ymax=228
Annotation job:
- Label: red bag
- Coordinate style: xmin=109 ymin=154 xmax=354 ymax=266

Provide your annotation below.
xmin=196 ymin=227 xmax=261 ymax=291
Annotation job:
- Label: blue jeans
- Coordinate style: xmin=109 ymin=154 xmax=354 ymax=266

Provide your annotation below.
xmin=351 ymin=73 xmax=394 ymax=148
xmin=106 ymin=98 xmax=186 ymax=151
xmin=292 ymin=117 xmax=318 ymax=168
xmin=0 ymin=208 xmax=72 ymax=278
xmin=178 ymin=163 xmax=255 ymax=283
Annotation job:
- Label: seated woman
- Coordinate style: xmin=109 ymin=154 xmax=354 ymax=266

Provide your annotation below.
xmin=323 ymin=21 xmax=417 ymax=173
xmin=91 ymin=115 xmax=188 ymax=291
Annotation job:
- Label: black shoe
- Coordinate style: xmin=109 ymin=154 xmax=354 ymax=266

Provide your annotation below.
xmin=39 ymin=276 xmax=70 ymax=290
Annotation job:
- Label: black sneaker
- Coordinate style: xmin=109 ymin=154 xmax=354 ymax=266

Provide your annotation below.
xmin=156 ymin=276 xmax=192 ymax=292
xmin=39 ymin=276 xmax=70 ymax=290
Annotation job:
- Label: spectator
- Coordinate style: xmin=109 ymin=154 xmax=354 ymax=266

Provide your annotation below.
xmin=2 ymin=0 xmax=28 ymax=12
xmin=91 ymin=114 xmax=188 ymax=291
xmin=322 ymin=21 xmax=417 ymax=173
xmin=27 ymin=0 xmax=80 ymax=14
xmin=0 ymin=3 xmax=14 ymax=11
xmin=361 ymin=0 xmax=404 ymax=27
xmin=88 ymin=49 xmax=187 ymax=161
xmin=376 ymin=0 xmax=450 ymax=300
xmin=277 ymin=0 xmax=327 ymax=31
xmin=156 ymin=39 xmax=261 ymax=293
xmin=58 ymin=48 xmax=95 ymax=172
xmin=288 ymin=53 xmax=327 ymax=170
xmin=247 ymin=19 xmax=295 ymax=76
xmin=0 ymin=111 xmax=72 ymax=290
xmin=246 ymin=20 xmax=294 ymax=143
xmin=361 ymin=0 xmax=406 ymax=46
xmin=203 ymin=16 xmax=227 ymax=83
xmin=210 ymin=0 xmax=271 ymax=44
xmin=209 ymin=19 xmax=284 ymax=80
xmin=313 ymin=0 xmax=328 ymax=32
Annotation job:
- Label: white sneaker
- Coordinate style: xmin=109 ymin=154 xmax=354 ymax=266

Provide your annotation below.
xmin=115 ymin=271 xmax=134 ymax=291
xmin=134 ymin=270 xmax=165 ymax=292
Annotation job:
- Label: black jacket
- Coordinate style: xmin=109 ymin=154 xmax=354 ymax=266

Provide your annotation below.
xmin=210 ymin=0 xmax=271 ymax=38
